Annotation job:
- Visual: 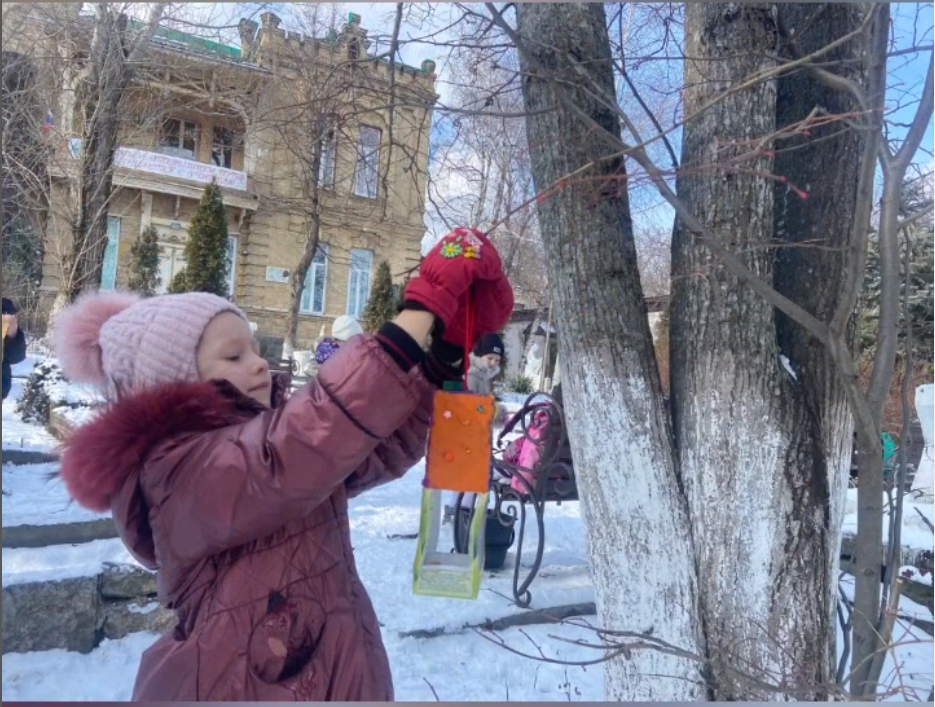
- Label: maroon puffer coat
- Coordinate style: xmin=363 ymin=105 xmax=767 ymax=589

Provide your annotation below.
xmin=59 ymin=336 xmax=434 ymax=701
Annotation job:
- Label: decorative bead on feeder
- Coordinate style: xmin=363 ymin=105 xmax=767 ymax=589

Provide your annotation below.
xmin=412 ymin=382 xmax=495 ymax=600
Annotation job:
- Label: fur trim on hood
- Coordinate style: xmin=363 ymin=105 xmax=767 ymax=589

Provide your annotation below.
xmin=58 ymin=374 xmax=290 ymax=567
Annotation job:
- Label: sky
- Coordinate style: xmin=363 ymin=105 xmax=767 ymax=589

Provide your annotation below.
xmin=141 ymin=2 xmax=933 ymax=241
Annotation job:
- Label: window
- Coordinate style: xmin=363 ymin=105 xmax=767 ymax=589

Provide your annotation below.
xmin=301 ymin=244 xmax=329 ymax=315
xmin=318 ymin=125 xmax=336 ymax=189
xmin=346 ymin=248 xmax=373 ymax=317
xmin=154 ymin=231 xmax=237 ymax=299
xmin=347 ymin=40 xmax=360 ymax=61
xmin=156 ymin=242 xmax=184 ymax=296
xmin=211 ymin=127 xmax=234 ymax=169
xmin=353 ymin=125 xmax=381 ymax=199
xmin=99 ymin=215 xmax=120 ymax=290
xmin=159 ymin=118 xmax=198 ymax=159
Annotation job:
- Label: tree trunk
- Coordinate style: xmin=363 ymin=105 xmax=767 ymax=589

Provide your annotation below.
xmin=282 ymin=212 xmax=321 ymax=361
xmin=516 ymin=3 xmax=703 ymax=700
xmin=772 ymin=3 xmax=869 ymax=692
xmin=55 ymin=5 xmax=165 ymax=308
xmin=672 ymin=4 xmax=866 ymax=699
xmin=283 ymin=128 xmax=325 ymax=361
xmin=517 ymin=307 xmax=542 ymax=378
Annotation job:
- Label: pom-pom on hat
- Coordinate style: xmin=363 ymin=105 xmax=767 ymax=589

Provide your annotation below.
xmin=331 ymin=315 xmax=364 ymax=342
xmin=53 ymin=290 xmax=244 ymax=397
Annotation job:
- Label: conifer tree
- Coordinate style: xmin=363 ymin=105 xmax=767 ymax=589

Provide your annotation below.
xmin=166 ymin=269 xmax=189 ymax=295
xmin=860 ymin=183 xmax=934 ymax=366
xmin=171 ymin=180 xmax=230 ymax=297
xmin=127 ymin=225 xmax=162 ymax=296
xmin=361 ymin=260 xmax=396 ymax=333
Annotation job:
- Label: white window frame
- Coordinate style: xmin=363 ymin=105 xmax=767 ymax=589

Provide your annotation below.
xmin=301 ymin=244 xmax=330 ymax=316
xmin=151 ymin=228 xmax=237 ymax=299
xmin=159 ymin=118 xmax=199 ymax=160
xmin=346 ymin=247 xmax=373 ymax=317
xmin=227 ymin=235 xmax=238 ymax=299
xmin=155 ymin=241 xmax=184 ymax=296
xmin=353 ymin=125 xmax=381 ymax=199
xmin=99 ymin=215 xmax=120 ymax=291
xmin=211 ymin=126 xmax=235 ymax=169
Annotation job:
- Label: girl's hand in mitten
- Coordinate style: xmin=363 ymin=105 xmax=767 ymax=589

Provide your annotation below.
xmin=402 ymin=228 xmax=512 ymax=334
xmin=442 ymin=271 xmax=513 ymax=351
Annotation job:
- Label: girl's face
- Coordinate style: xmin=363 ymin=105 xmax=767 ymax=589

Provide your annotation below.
xmin=197 ymin=312 xmax=272 ymax=407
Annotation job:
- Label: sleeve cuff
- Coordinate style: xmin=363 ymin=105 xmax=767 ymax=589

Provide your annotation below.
xmin=423 ymin=337 xmax=465 ymax=389
xmin=376 ymin=322 xmax=426 ymax=372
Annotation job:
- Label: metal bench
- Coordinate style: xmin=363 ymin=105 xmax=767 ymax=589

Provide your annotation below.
xmin=453 ymin=392 xmax=578 ymax=608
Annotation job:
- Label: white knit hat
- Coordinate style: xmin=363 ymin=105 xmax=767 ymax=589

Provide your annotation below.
xmin=331 ymin=315 xmax=364 ymax=341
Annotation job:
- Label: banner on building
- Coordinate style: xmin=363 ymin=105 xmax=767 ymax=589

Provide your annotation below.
xmin=68 ymin=140 xmax=248 ymax=191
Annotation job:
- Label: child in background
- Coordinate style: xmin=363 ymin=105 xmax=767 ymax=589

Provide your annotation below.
xmin=52 ymin=227 xmax=513 ymax=702
xmin=314 ymin=315 xmax=365 ymax=367
xmin=466 ymin=332 xmax=503 ymax=396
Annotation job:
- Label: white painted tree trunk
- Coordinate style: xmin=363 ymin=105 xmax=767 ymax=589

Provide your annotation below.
xmin=515 ymin=4 xmax=703 ymax=699
xmin=516 ymin=2 xmax=865 ymax=699
xmin=670 ymin=5 xmax=864 ymax=697
xmin=565 ymin=363 xmax=702 ymax=700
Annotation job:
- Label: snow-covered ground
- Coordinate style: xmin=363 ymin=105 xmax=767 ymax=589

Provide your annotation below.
xmin=2 ymin=462 xmax=111 ymax=531
xmin=2 ymin=361 xmax=931 ymax=701
xmin=838 ymin=576 xmax=934 ymax=702
xmin=1 ymin=623 xmax=607 ymax=702
xmin=3 ymin=537 xmax=137 ymax=588
xmin=3 ymin=469 xmax=931 ymax=702
xmin=842 ymin=488 xmax=935 ymax=555
xmin=2 ymin=375 xmax=59 ymax=455
xmin=2 ymin=355 xmax=103 ymax=453
xmin=2 ymin=452 xmax=601 ymax=700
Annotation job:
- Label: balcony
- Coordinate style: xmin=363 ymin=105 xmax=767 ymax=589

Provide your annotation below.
xmin=62 ymin=138 xmax=259 ymax=212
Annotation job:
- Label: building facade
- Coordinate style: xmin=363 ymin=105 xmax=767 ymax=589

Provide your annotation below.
xmin=3 ymin=6 xmax=437 ymax=350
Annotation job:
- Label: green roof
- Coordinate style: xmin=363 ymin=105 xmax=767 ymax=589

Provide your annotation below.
xmin=128 ymin=18 xmax=242 ymax=62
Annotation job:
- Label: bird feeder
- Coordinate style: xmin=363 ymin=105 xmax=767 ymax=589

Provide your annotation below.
xmin=413 ymin=385 xmax=495 ymax=600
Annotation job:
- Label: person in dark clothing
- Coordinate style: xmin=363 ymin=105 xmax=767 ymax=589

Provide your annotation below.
xmin=2 ymin=298 xmax=28 ymax=400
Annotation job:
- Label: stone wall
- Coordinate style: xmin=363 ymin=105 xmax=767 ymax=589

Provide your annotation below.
xmin=2 ymin=563 xmax=174 ymax=655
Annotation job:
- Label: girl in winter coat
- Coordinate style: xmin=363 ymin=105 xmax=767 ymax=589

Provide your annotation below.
xmin=53 ymin=227 xmax=513 ymax=702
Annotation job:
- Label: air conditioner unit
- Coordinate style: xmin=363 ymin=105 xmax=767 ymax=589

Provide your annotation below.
xmin=292 ymin=350 xmax=314 ymax=378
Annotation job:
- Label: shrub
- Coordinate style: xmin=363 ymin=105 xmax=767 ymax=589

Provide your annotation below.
xmin=507 ymin=373 xmax=535 ymax=395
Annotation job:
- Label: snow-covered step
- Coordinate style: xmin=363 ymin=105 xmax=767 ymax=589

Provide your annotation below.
xmin=0 ymin=449 xmax=58 ymax=466
xmin=2 ymin=461 xmax=118 ymax=548
xmin=2 ymin=519 xmax=119 ymax=549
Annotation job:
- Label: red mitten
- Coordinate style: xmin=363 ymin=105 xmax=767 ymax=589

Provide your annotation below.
xmin=443 ymin=272 xmax=514 ymax=350
xmin=404 ymin=228 xmax=509 ymax=330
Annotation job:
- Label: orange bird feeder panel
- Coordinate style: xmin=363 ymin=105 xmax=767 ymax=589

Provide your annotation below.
xmin=424 ymin=389 xmax=495 ymax=494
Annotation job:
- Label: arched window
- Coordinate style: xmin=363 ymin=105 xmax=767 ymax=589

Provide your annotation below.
xmin=347 ymin=41 xmax=360 ymax=62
